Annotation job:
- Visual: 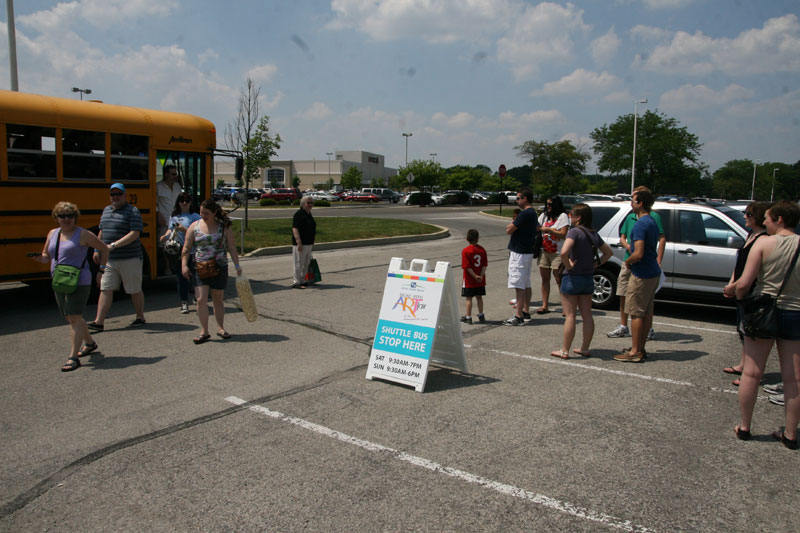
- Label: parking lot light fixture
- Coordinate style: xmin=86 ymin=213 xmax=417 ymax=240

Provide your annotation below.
xmin=750 ymin=159 xmax=760 ymax=201
xmin=631 ymin=98 xmax=647 ymax=194
xmin=771 ymin=168 xmax=778 ymax=202
xmin=71 ymin=87 xmax=91 ymax=100
xmin=402 ymin=133 xmax=412 ymax=166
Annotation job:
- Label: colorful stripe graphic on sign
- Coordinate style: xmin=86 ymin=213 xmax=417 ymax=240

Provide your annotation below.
xmin=387 ymin=273 xmax=445 ymax=283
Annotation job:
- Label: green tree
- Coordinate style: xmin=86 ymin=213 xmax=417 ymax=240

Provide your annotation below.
xmin=326 ymin=177 xmax=335 ymax=190
xmin=514 ymin=139 xmax=589 ymax=197
xmin=713 ymin=160 xmax=799 ymax=201
xmin=506 ymin=165 xmax=531 ymax=188
xmin=370 ymin=177 xmax=385 ymax=187
xmin=216 ymin=178 xmax=226 ymax=188
xmin=243 ymin=115 xmax=281 ymax=187
xmin=340 ymin=166 xmax=363 ymax=190
xmin=481 ymin=174 xmax=520 ymax=192
xmin=590 ymin=110 xmax=703 ymax=195
xmin=400 ymin=159 xmax=444 ymax=191
xmin=441 ymin=165 xmax=488 ymax=191
xmin=291 ymin=176 xmax=301 ymax=188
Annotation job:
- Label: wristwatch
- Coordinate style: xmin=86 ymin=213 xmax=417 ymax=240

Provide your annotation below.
xmin=110 ymin=242 xmax=117 ymax=250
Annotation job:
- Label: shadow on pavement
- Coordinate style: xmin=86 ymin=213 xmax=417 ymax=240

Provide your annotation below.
xmin=85 ymin=353 xmax=167 ymax=370
xmin=424 ymin=367 xmax=500 ymax=393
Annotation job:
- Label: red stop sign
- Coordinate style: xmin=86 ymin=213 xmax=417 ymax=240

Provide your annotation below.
xmin=498 ymin=164 xmax=506 ymax=177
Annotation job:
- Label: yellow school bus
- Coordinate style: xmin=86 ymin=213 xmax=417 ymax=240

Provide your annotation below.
xmin=0 ymin=90 xmax=218 ymax=283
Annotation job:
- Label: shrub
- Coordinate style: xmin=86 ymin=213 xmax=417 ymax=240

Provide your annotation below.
xmin=278 ymin=199 xmax=291 ymax=206
xmin=406 ymin=192 xmax=432 ymax=206
xmin=290 ymin=198 xmax=301 ymax=206
xmin=259 ymin=198 xmax=277 ymax=206
xmin=314 ymin=199 xmax=330 ymax=207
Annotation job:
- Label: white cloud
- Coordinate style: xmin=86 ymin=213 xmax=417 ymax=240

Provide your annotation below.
xmin=19 ymin=0 xmax=178 ymax=30
xmin=659 ymin=84 xmax=756 ymax=112
xmin=641 ymin=0 xmax=694 ymax=9
xmin=296 ymin=102 xmax=333 ymax=120
xmin=629 ymin=24 xmax=672 ymax=42
xmin=198 ymin=49 xmax=219 ymax=65
xmin=604 ymin=90 xmax=633 ymax=103
xmin=246 ymin=64 xmax=278 ymax=83
xmin=327 ymin=0 xmax=517 ymax=44
xmin=591 ymin=27 xmax=620 ymax=66
xmin=497 ymin=2 xmax=590 ymax=79
xmin=432 ymin=111 xmax=475 ymax=128
xmin=726 ymin=89 xmax=800 ymax=118
xmin=530 ymin=69 xmax=621 ymax=97
xmin=638 ymin=14 xmax=800 ymax=75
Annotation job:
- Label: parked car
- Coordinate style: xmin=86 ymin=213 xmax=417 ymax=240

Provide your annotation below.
xmin=361 ymin=188 xmax=400 ymax=203
xmin=260 ymin=188 xmax=300 ymax=201
xmin=584 ymin=200 xmax=748 ymax=309
xmin=471 ymin=192 xmax=489 ymax=205
xmin=343 ymin=192 xmax=381 ymax=202
xmin=557 ymin=194 xmax=588 ymax=212
xmin=308 ymin=191 xmax=340 ymax=202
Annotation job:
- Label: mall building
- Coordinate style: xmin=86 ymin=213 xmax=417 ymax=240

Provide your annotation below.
xmin=213 ymin=150 xmax=397 ymax=190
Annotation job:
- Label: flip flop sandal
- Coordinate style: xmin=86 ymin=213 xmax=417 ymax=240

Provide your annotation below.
xmin=217 ymin=331 xmax=231 ymax=339
xmin=723 ymin=366 xmax=743 ymax=375
xmin=734 ymin=425 xmax=751 ymax=441
xmin=772 ymin=429 xmax=799 ymax=450
xmin=77 ymin=341 xmax=98 ymax=358
xmin=550 ymin=350 xmax=569 ymax=359
xmin=193 ymin=334 xmax=211 ymax=344
xmin=572 ymin=349 xmax=591 ymax=357
xmin=61 ymin=357 xmax=80 ymax=372
xmin=535 ymin=308 xmax=550 ymax=314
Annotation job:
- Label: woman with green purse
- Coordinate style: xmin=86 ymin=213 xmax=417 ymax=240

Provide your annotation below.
xmin=35 ymin=202 xmax=109 ymax=372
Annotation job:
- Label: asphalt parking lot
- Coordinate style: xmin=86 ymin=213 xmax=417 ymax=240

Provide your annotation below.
xmin=1 ymin=214 xmax=797 ymax=532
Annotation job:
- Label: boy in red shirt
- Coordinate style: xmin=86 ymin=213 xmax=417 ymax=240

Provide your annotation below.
xmin=461 ymin=229 xmax=487 ymax=324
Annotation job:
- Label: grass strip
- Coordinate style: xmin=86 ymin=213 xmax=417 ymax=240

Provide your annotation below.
xmin=231 ymin=216 xmax=441 ymax=252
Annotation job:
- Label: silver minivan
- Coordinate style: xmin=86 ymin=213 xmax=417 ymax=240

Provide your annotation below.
xmin=585 ymin=200 xmax=748 ymax=309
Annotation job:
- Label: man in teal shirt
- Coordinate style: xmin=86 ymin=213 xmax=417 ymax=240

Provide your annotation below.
xmin=607 ymin=186 xmax=665 ymax=340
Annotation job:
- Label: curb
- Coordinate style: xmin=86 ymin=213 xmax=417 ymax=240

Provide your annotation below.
xmin=244 ymin=224 xmax=451 ymax=257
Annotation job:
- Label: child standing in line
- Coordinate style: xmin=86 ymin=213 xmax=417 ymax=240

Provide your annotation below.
xmin=461 ymin=228 xmax=487 ymax=325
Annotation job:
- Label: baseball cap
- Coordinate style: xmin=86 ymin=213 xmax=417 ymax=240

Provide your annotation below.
xmin=110 ymin=183 xmax=126 ymax=193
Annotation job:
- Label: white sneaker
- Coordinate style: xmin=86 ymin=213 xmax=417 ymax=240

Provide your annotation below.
xmin=763 ymin=382 xmax=783 ymax=395
xmin=180 ymin=302 xmax=189 ymax=314
xmin=607 ymin=324 xmax=630 ymax=338
xmin=647 ymin=328 xmax=656 ymax=340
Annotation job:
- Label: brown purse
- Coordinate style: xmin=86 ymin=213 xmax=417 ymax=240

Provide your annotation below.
xmin=195 ymin=258 xmax=220 ymax=279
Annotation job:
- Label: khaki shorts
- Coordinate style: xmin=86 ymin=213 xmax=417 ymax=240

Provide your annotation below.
xmin=624 ymin=274 xmax=659 ymax=318
xmin=100 ymin=257 xmax=143 ymax=294
xmin=617 ymin=262 xmax=631 ymax=296
xmin=537 ymin=251 xmax=562 ymax=270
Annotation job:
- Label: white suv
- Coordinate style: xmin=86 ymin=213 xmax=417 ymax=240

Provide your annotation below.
xmin=585 ymin=200 xmax=748 ymax=309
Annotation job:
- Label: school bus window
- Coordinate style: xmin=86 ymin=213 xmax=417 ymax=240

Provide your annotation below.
xmin=6 ymin=124 xmax=57 ymax=179
xmin=62 ymin=128 xmax=105 ymax=180
xmin=111 ymin=133 xmax=148 ymax=181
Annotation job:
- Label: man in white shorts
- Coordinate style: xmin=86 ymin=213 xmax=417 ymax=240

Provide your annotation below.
xmin=504 ymin=189 xmax=538 ymax=325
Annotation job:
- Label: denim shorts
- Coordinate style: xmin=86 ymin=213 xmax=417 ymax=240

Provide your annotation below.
xmin=561 ymin=273 xmax=594 ymax=295
xmin=777 ymin=308 xmax=800 ymax=340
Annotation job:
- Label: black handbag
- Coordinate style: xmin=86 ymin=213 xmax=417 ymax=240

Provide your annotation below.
xmin=739 ymin=240 xmax=800 ymax=339
xmin=532 ymin=231 xmax=543 ymax=258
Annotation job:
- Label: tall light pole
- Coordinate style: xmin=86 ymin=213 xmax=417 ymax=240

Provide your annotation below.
xmin=750 ymin=159 xmax=760 ymax=201
xmin=7 ymin=0 xmax=18 ymax=91
xmin=71 ymin=87 xmax=92 ymax=100
xmin=402 ymin=133 xmax=412 ymax=167
xmin=631 ymin=98 xmax=647 ymax=194
xmin=326 ymin=152 xmax=333 ymax=187
xmin=771 ymin=168 xmax=778 ymax=202
xmin=430 ymin=153 xmax=437 ymax=163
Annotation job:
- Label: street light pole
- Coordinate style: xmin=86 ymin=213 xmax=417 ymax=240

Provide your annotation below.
xmin=771 ymin=168 xmax=778 ymax=202
xmin=7 ymin=0 xmax=18 ymax=91
xmin=71 ymin=87 xmax=92 ymax=100
xmin=326 ymin=152 xmax=333 ymax=188
xmin=402 ymin=133 xmax=412 ymax=167
xmin=750 ymin=160 xmax=760 ymax=201
xmin=631 ymin=98 xmax=647 ymax=194
xmin=430 ymin=153 xmax=437 ymax=163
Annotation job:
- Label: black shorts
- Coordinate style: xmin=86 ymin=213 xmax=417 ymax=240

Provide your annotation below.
xmin=462 ymin=286 xmax=486 ymax=297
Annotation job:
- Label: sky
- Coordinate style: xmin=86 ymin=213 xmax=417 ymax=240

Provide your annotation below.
xmin=2 ymin=0 xmax=799 ymax=175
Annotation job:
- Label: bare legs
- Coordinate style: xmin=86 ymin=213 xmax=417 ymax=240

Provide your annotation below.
xmin=66 ymin=314 xmax=93 ymax=358
xmin=776 ymin=339 xmax=800 ymax=441
xmin=196 ymin=285 xmax=226 ymax=336
xmin=93 ymin=289 xmax=144 ymax=325
xmin=560 ymin=293 xmax=594 ymax=355
xmin=738 ymin=337 xmax=772 ymax=432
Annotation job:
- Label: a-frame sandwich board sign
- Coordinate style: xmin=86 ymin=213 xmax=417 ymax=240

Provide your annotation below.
xmin=366 ymin=257 xmax=467 ymax=392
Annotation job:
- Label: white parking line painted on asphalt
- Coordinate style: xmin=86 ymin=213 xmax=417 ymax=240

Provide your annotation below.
xmin=597 ymin=314 xmax=737 ymax=335
xmin=464 ymin=345 xmax=770 ymax=400
xmin=225 ymin=396 xmax=655 ymax=532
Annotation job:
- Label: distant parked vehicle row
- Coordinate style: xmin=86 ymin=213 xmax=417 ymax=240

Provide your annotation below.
xmin=260 ymin=188 xmax=301 ymax=201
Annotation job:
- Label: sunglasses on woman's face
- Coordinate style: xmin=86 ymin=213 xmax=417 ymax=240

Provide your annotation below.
xmin=57 ymin=213 xmax=76 ymax=219
xmin=744 ymin=211 xmax=754 ymax=217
